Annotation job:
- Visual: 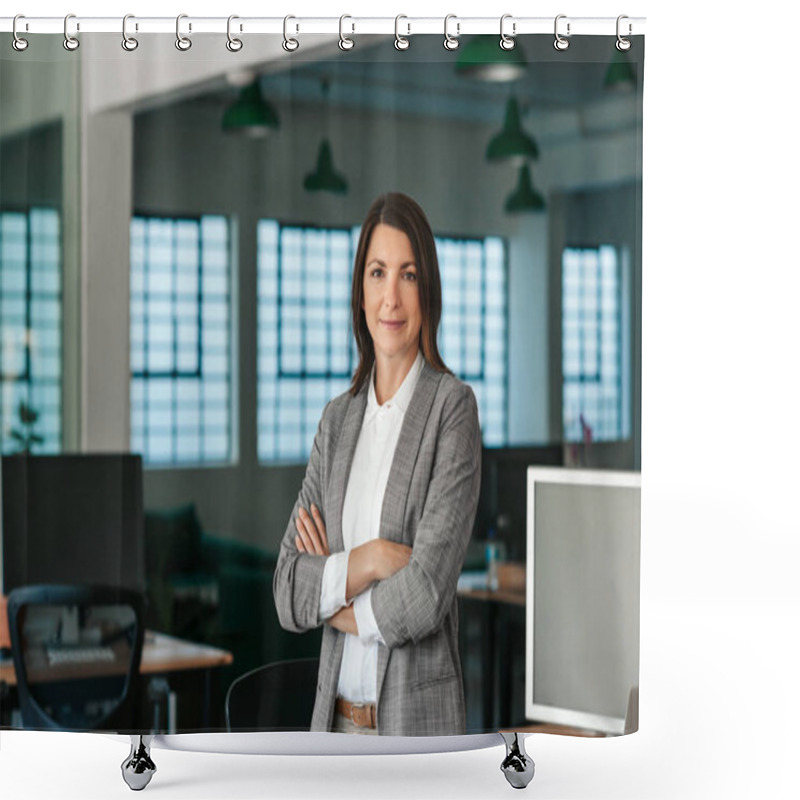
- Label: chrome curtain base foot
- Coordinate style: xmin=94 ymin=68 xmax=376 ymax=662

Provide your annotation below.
xmin=499 ymin=732 xmax=535 ymax=789
xmin=121 ymin=735 xmax=157 ymax=791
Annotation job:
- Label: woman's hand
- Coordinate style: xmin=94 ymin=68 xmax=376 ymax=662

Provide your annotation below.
xmin=369 ymin=540 xmax=412 ymax=581
xmin=294 ymin=504 xmax=329 ymax=556
xmin=345 ymin=539 xmax=412 ymax=600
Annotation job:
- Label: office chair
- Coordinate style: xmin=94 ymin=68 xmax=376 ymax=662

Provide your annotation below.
xmin=7 ymin=584 xmax=145 ymax=732
xmin=225 ymin=657 xmax=319 ymax=731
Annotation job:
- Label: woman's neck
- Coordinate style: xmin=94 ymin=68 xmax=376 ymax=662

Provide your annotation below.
xmin=373 ymin=347 xmax=419 ymax=405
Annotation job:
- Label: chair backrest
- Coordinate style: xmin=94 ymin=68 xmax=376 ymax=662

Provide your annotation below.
xmin=225 ymin=658 xmax=319 ymax=732
xmin=7 ymin=584 xmax=145 ymax=732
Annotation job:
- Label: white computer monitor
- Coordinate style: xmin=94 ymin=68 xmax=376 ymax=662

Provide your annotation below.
xmin=525 ymin=467 xmax=641 ymax=736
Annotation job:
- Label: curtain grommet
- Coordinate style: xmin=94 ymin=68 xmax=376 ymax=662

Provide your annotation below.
xmin=338 ymin=14 xmax=354 ymax=51
xmin=499 ymin=14 xmax=516 ymax=51
xmin=443 ymin=14 xmax=460 ymax=51
xmin=283 ymin=15 xmax=300 ymax=51
xmin=63 ymin=13 xmax=80 ymax=51
xmin=122 ymin=14 xmax=139 ymax=51
xmin=12 ymin=14 xmax=29 ymax=52
xmin=554 ymin=14 xmax=570 ymax=51
xmin=175 ymin=14 xmax=192 ymax=51
xmin=616 ymin=15 xmax=632 ymax=51
xmin=394 ymin=15 xmax=410 ymax=51
xmin=226 ymin=15 xmax=243 ymax=52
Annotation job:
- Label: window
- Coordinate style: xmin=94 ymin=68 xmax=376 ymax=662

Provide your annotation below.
xmin=562 ymin=245 xmax=627 ymax=442
xmin=0 ymin=208 xmax=61 ymax=454
xmin=130 ymin=215 xmax=233 ymax=465
xmin=257 ymin=221 xmax=507 ymax=462
xmin=437 ymin=236 xmax=507 ymax=446
xmin=257 ymin=222 xmax=356 ymax=461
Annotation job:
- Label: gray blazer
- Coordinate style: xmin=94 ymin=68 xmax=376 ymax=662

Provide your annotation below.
xmin=273 ymin=359 xmax=482 ymax=736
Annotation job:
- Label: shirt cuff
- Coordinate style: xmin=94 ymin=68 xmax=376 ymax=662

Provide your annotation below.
xmin=319 ymin=551 xmax=349 ymax=621
xmin=353 ymin=587 xmax=386 ymax=646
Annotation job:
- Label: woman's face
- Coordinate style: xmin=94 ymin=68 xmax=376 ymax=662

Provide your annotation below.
xmin=362 ymin=223 xmax=423 ymax=367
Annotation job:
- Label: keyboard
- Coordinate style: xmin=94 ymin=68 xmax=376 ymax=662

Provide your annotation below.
xmin=46 ymin=645 xmax=116 ymax=667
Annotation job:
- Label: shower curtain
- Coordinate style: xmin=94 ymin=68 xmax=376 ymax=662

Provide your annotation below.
xmin=0 ymin=20 xmax=644 ymax=739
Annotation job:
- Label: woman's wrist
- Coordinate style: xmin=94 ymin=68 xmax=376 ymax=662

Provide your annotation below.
xmin=346 ymin=541 xmax=378 ymax=599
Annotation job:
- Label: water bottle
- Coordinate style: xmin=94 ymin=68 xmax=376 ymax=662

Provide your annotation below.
xmin=486 ymin=527 xmax=500 ymax=591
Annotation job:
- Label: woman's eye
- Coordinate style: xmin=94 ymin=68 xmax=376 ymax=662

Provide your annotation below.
xmin=404 ymin=271 xmax=417 ymax=281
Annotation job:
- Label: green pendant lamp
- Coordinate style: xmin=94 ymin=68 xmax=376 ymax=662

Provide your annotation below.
xmin=603 ymin=49 xmax=637 ymax=91
xmin=486 ymin=96 xmax=539 ymax=163
xmin=303 ymin=139 xmax=348 ymax=195
xmin=505 ymin=164 xmax=546 ymax=213
xmin=304 ymin=78 xmax=349 ymax=195
xmin=222 ymin=80 xmax=280 ymax=136
xmin=455 ymin=35 xmax=527 ymax=82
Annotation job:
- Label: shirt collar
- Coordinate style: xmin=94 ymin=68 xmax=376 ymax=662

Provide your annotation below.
xmin=365 ymin=349 xmax=425 ymax=422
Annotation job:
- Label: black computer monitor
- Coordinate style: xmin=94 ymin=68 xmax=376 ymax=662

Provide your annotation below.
xmin=0 ymin=454 xmax=145 ymax=595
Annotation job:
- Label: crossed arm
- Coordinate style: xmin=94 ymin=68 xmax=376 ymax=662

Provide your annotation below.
xmin=293 ymin=503 xmax=411 ymax=635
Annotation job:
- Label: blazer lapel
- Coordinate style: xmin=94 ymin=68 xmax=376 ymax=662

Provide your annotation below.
xmin=376 ymin=360 xmax=443 ymax=707
xmin=377 ymin=360 xmax=442 ymax=544
xmin=326 ymin=384 xmax=368 ymax=554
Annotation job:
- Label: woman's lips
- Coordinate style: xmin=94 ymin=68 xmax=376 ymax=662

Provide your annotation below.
xmin=380 ymin=320 xmax=405 ymax=330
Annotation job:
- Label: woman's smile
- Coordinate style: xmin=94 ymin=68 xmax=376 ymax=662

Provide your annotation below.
xmin=380 ymin=319 xmax=405 ymax=330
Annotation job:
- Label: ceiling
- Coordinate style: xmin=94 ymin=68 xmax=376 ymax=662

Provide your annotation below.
xmin=186 ymin=34 xmax=642 ymax=132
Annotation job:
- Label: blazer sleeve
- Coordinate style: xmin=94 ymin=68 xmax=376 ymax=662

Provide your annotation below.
xmin=370 ymin=382 xmax=482 ymax=648
xmin=273 ymin=401 xmax=332 ymax=633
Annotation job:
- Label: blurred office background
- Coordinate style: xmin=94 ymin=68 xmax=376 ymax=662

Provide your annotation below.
xmin=0 ymin=31 xmax=642 ymax=732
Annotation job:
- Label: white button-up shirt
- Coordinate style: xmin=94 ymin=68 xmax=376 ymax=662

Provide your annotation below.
xmin=318 ymin=349 xmax=425 ymax=703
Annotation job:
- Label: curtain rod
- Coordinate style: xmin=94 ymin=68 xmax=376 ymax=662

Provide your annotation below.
xmin=0 ymin=16 xmax=646 ymax=37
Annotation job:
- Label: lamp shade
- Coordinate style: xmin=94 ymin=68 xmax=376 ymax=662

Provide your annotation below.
xmin=603 ymin=50 xmax=637 ymax=91
xmin=455 ymin=35 xmax=527 ymax=82
xmin=222 ymin=81 xmax=280 ymax=136
xmin=486 ymin=96 xmax=539 ymax=163
xmin=303 ymin=139 xmax=348 ymax=194
xmin=505 ymin=164 xmax=546 ymax=213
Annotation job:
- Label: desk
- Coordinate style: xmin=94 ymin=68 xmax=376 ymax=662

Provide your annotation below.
xmin=458 ymin=586 xmax=525 ymax=731
xmin=0 ymin=630 xmax=232 ymax=730
xmin=0 ymin=630 xmax=232 ymax=687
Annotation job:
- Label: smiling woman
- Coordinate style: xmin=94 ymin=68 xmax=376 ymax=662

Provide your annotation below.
xmin=273 ymin=192 xmax=483 ymax=736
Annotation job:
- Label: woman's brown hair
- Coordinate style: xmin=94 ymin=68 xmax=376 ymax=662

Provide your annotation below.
xmin=349 ymin=192 xmax=452 ymax=396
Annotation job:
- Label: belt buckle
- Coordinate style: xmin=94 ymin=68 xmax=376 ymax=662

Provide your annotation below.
xmin=350 ymin=702 xmax=366 ymax=726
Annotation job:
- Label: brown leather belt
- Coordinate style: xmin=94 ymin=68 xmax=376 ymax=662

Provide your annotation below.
xmin=335 ymin=697 xmax=377 ymax=729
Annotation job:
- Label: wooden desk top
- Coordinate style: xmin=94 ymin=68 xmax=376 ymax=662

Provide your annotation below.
xmin=0 ymin=630 xmax=233 ymax=687
xmin=140 ymin=630 xmax=233 ymax=675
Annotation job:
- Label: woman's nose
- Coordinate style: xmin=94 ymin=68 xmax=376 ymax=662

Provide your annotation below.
xmin=383 ymin=275 xmax=400 ymax=307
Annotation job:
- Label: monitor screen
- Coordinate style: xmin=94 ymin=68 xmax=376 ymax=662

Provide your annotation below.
xmin=525 ymin=467 xmax=641 ymax=736
xmin=0 ymin=454 xmax=145 ymax=595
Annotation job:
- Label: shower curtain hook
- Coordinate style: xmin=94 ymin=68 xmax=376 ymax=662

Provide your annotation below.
xmin=443 ymin=14 xmax=460 ymax=51
xmin=226 ymin=15 xmax=243 ymax=52
xmin=12 ymin=15 xmax=29 ymax=52
xmin=176 ymin=14 xmax=192 ymax=51
xmin=283 ymin=15 xmax=300 ymax=51
xmin=122 ymin=15 xmax=139 ymax=51
xmin=63 ymin=13 xmax=80 ymax=51
xmin=616 ymin=14 xmax=632 ymax=51
xmin=394 ymin=15 xmax=410 ymax=51
xmin=554 ymin=14 xmax=570 ymax=50
xmin=499 ymin=14 xmax=516 ymax=51
xmin=338 ymin=15 xmax=355 ymax=51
